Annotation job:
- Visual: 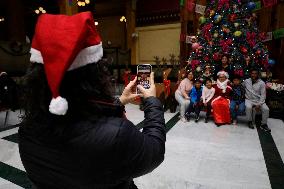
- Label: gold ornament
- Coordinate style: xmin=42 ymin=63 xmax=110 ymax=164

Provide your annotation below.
xmin=234 ymin=31 xmax=242 ymax=37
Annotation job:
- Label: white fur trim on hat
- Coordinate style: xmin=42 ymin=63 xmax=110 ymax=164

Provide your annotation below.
xmin=29 ymin=42 xmax=103 ymax=71
xmin=217 ymin=71 xmax=229 ymax=78
xmin=49 ymin=96 xmax=68 ymax=115
xmin=30 ymin=48 xmax=44 ymax=63
xmin=68 ymin=42 xmax=103 ymax=71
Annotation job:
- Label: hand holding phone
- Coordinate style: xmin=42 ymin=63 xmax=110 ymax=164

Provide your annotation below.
xmin=137 ymin=64 xmax=152 ymax=94
xmin=137 ymin=72 xmax=156 ymax=98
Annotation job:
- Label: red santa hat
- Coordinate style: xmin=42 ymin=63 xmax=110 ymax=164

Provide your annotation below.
xmin=30 ymin=12 xmax=103 ymax=115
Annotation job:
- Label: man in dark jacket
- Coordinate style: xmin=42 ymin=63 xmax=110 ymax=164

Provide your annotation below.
xmin=18 ymin=12 xmax=165 ymax=189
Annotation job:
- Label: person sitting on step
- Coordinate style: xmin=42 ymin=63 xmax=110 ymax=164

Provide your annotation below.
xmin=201 ymin=78 xmax=215 ymax=123
xmin=242 ymin=68 xmax=271 ymax=132
xmin=185 ymin=79 xmax=203 ymax=123
xmin=230 ymin=75 xmax=246 ymax=125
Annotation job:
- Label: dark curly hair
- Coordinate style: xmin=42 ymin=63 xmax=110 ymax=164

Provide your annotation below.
xmin=21 ymin=59 xmax=113 ymax=123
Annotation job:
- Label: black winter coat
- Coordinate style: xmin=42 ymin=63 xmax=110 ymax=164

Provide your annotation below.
xmin=19 ymin=97 xmax=166 ymax=189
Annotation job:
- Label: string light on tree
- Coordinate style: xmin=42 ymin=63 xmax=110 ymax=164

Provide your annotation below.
xmin=188 ymin=0 xmax=270 ymax=79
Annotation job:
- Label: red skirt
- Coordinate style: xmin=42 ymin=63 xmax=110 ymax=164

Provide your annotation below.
xmin=211 ymin=96 xmax=231 ymax=125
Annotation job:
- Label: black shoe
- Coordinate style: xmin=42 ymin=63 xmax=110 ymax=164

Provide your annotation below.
xmin=248 ymin=121 xmax=254 ymax=129
xmin=195 ymin=115 xmax=199 ymax=123
xmin=260 ymin=124 xmax=271 ymax=132
xmin=205 ymin=117 xmax=209 ymax=123
xmin=184 ymin=113 xmax=190 ymax=122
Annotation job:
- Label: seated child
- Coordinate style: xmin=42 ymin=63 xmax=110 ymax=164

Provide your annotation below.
xmin=230 ymin=75 xmax=246 ymax=125
xmin=185 ymin=79 xmax=203 ymax=122
xmin=201 ymin=78 xmax=215 ymax=123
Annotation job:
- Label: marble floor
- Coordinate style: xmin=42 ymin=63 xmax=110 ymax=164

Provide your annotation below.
xmin=0 ymin=105 xmax=284 ymax=189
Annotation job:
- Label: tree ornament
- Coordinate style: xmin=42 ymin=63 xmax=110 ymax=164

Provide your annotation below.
xmin=247 ymin=2 xmax=256 ymax=10
xmin=213 ymin=32 xmax=219 ymax=38
xmin=240 ymin=46 xmax=248 ymax=54
xmin=204 ymin=56 xmax=210 ymax=62
xmin=222 ymin=26 xmax=230 ymax=33
xmin=196 ymin=66 xmax=201 ymax=72
xmin=256 ymin=49 xmax=261 ymax=56
xmin=234 ymin=31 xmax=242 ymax=37
xmin=213 ymin=52 xmax=220 ymax=61
xmin=214 ymin=15 xmax=222 ymax=23
xmin=252 ymin=13 xmax=257 ymax=18
xmin=234 ymin=22 xmax=240 ymax=28
xmin=228 ymin=14 xmax=237 ymax=22
xmin=192 ymin=42 xmax=200 ymax=50
xmin=210 ymin=10 xmax=215 ymax=17
xmin=199 ymin=16 xmax=206 ymax=25
xmin=268 ymin=59 xmax=276 ymax=65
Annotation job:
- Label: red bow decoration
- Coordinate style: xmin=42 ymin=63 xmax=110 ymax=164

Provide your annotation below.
xmin=202 ymin=23 xmax=213 ymax=41
xmin=220 ymin=39 xmax=232 ymax=53
xmin=163 ymin=79 xmax=171 ymax=96
xmin=234 ymin=69 xmax=244 ymax=77
xmin=191 ymin=60 xmax=200 ymax=70
xmin=262 ymin=0 xmax=277 ymax=8
xmin=246 ymin=32 xmax=256 ymax=48
xmin=218 ymin=0 xmax=230 ymax=10
xmin=259 ymin=32 xmax=267 ymax=41
xmin=240 ymin=46 xmax=248 ymax=54
xmin=228 ymin=14 xmax=237 ymax=22
xmin=187 ymin=0 xmax=194 ymax=11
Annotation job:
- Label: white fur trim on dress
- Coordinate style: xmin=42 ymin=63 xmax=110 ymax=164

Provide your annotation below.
xmin=49 ymin=96 xmax=68 ymax=115
xmin=29 ymin=42 xmax=103 ymax=71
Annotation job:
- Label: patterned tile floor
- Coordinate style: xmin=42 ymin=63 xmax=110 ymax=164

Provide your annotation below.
xmin=0 ymin=105 xmax=283 ymax=189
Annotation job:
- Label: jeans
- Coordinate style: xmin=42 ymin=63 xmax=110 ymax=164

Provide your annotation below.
xmin=175 ymin=90 xmax=190 ymax=117
xmin=230 ymin=100 xmax=245 ymax=120
xmin=185 ymin=101 xmax=202 ymax=118
xmin=245 ymin=99 xmax=269 ymax=124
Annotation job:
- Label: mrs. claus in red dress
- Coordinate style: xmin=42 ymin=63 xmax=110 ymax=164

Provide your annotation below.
xmin=211 ymin=71 xmax=232 ymax=126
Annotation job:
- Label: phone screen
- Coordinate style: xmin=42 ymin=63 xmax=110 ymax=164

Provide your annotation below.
xmin=137 ymin=64 xmax=152 ymax=94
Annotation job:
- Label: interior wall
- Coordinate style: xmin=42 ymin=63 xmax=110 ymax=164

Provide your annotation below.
xmin=135 ymin=23 xmax=181 ymax=65
xmin=96 ymin=16 xmax=126 ymax=49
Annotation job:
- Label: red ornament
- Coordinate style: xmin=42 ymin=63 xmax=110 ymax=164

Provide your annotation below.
xmin=204 ymin=56 xmax=210 ymax=62
xmin=213 ymin=52 xmax=220 ymax=61
xmin=228 ymin=14 xmax=237 ymax=22
xmin=240 ymin=46 xmax=248 ymax=54
xmin=259 ymin=32 xmax=266 ymax=41
xmin=256 ymin=49 xmax=261 ymax=56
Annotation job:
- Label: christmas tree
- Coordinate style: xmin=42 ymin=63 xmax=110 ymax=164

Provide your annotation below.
xmin=188 ymin=0 xmax=269 ymax=80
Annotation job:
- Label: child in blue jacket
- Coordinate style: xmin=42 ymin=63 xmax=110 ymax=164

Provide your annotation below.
xmin=185 ymin=79 xmax=203 ymax=122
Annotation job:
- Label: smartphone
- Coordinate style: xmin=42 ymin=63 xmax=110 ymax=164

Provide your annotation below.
xmin=137 ymin=64 xmax=152 ymax=94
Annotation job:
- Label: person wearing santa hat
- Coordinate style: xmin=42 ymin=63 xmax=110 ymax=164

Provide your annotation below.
xmin=211 ymin=71 xmax=232 ymax=126
xmin=18 ymin=12 xmax=165 ymax=189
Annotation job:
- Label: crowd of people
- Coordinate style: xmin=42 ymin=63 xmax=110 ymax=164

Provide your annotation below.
xmin=175 ymin=55 xmax=271 ymax=133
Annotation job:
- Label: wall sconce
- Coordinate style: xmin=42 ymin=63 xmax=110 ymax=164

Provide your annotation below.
xmin=77 ymin=0 xmax=90 ymax=7
xmin=131 ymin=32 xmax=139 ymax=38
xmin=35 ymin=7 xmax=46 ymax=14
xmin=120 ymin=16 xmax=127 ymax=22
